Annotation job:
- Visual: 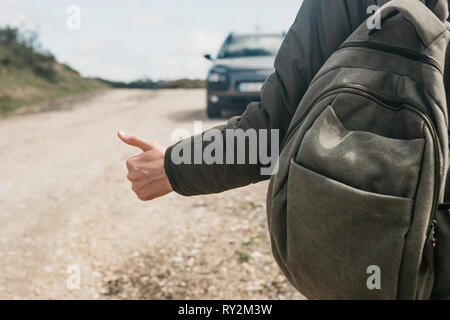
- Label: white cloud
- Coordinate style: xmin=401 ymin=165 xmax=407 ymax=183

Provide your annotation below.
xmin=190 ymin=29 xmax=223 ymax=53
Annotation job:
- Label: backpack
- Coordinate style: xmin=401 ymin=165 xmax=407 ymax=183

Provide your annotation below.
xmin=266 ymin=0 xmax=450 ymax=299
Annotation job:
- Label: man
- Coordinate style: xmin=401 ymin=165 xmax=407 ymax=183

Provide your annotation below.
xmin=118 ymin=0 xmax=450 ymax=298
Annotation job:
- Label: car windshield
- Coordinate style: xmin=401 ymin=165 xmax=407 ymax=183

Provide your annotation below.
xmin=217 ymin=34 xmax=283 ymax=59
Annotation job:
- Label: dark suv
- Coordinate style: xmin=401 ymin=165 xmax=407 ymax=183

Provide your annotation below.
xmin=204 ymin=33 xmax=284 ymax=118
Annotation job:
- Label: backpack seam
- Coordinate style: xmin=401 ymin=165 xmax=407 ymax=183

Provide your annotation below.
xmin=427 ymin=30 xmax=448 ymax=50
xmin=311 ymin=64 xmax=446 ymax=117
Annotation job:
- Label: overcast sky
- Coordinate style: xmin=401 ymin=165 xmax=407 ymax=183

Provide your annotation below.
xmin=0 ymin=0 xmax=302 ymax=81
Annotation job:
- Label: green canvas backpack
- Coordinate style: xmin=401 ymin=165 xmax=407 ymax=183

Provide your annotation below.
xmin=267 ymin=0 xmax=450 ymax=299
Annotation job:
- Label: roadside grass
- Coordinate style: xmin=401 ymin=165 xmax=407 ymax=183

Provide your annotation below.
xmin=235 ymin=250 xmax=251 ymax=263
xmin=0 ymin=66 xmax=107 ymax=115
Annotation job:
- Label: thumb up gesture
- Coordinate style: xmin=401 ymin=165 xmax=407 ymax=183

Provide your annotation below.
xmin=118 ymin=131 xmax=173 ymax=201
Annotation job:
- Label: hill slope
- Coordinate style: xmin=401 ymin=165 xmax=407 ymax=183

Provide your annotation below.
xmin=0 ymin=27 xmax=107 ymax=115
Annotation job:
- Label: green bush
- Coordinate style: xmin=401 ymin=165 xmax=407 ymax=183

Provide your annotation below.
xmin=161 ymin=79 xmax=206 ymax=89
xmin=0 ymin=26 xmax=56 ymax=81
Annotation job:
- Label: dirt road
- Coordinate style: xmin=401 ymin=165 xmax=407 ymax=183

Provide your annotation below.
xmin=0 ymin=89 xmax=303 ymax=300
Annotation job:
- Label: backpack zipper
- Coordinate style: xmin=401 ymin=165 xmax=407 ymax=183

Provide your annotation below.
xmin=428 ymin=219 xmax=437 ymax=273
xmin=339 ymin=41 xmax=443 ymax=74
xmin=281 ymin=84 xmax=441 ymax=237
xmin=281 ymin=41 xmax=442 ymax=151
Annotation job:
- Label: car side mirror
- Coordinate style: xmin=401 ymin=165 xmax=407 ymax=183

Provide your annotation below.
xmin=204 ymin=54 xmax=212 ymax=61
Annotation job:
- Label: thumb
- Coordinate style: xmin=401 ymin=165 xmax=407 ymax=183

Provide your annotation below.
xmin=117 ymin=131 xmax=153 ymax=152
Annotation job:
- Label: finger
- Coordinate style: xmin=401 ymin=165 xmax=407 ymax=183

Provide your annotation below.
xmin=117 ymin=131 xmax=153 ymax=152
xmin=126 ymin=155 xmax=140 ymax=171
xmin=127 ymin=170 xmax=147 ymax=182
xmin=139 ymin=181 xmax=168 ymax=201
xmin=137 ymin=184 xmax=156 ymax=201
xmin=133 ymin=179 xmax=157 ymax=200
xmin=132 ymin=179 xmax=152 ymax=192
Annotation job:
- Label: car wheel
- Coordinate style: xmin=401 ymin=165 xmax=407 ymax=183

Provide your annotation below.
xmin=207 ymin=103 xmax=221 ymax=118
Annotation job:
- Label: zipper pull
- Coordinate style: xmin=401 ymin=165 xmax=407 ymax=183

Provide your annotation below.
xmin=431 ymin=220 xmax=437 ymax=248
xmin=429 ymin=220 xmax=437 ymax=273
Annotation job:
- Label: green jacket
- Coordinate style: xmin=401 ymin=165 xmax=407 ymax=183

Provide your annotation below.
xmin=164 ymin=0 xmax=450 ymax=195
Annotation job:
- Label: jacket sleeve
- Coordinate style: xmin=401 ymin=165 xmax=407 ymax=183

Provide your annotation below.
xmin=164 ymin=0 xmax=371 ymax=196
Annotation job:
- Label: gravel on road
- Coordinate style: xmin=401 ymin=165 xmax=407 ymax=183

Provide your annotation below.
xmin=0 ymin=89 xmax=304 ymax=300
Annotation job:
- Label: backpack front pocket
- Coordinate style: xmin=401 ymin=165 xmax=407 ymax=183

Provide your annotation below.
xmin=286 ymin=160 xmax=414 ymax=299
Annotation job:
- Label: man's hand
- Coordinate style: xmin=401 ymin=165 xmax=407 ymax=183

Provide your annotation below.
xmin=118 ymin=131 xmax=173 ymax=201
